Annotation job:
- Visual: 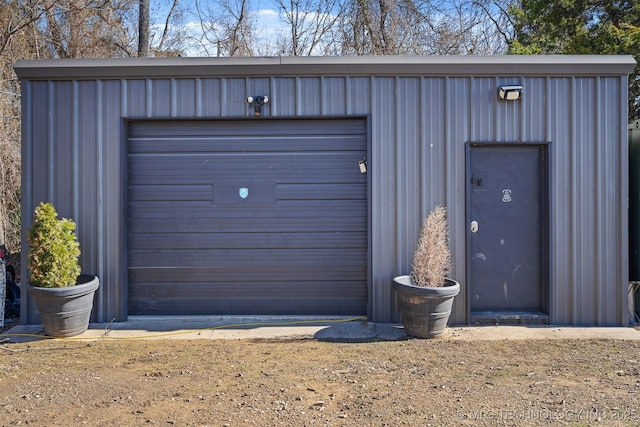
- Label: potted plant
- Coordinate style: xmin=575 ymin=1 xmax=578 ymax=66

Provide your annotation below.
xmin=27 ymin=202 xmax=99 ymax=337
xmin=393 ymin=205 xmax=460 ymax=338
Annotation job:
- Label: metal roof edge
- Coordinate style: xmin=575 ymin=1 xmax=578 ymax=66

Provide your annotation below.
xmin=14 ymin=55 xmax=637 ymax=80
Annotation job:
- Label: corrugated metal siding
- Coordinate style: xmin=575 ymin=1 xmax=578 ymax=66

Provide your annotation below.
xmin=127 ymin=119 xmax=368 ymax=315
xmin=17 ymin=57 xmax=632 ymax=325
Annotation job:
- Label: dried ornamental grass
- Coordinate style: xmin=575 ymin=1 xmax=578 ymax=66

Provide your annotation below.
xmin=411 ymin=205 xmax=450 ymax=287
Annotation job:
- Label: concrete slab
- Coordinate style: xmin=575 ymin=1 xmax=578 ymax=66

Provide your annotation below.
xmin=2 ymin=316 xmax=640 ymax=343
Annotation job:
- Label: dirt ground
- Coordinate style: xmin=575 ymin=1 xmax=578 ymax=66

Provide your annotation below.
xmin=1 ymin=336 xmax=640 ymax=426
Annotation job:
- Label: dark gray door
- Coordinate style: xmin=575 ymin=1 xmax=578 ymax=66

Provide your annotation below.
xmin=127 ymin=119 xmax=368 ymax=315
xmin=467 ymin=144 xmax=548 ymax=313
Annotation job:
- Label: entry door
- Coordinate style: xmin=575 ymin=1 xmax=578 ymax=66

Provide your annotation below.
xmin=467 ymin=144 xmax=548 ymax=313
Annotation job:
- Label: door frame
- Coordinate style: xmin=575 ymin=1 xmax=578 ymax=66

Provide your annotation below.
xmin=465 ymin=142 xmax=550 ymax=322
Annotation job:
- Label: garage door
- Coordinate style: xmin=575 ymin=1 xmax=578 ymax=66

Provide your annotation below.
xmin=127 ymin=119 xmax=368 ymax=315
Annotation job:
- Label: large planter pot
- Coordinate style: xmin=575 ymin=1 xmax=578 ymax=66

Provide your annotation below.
xmin=27 ymin=275 xmax=99 ymax=338
xmin=393 ymin=275 xmax=460 ymax=338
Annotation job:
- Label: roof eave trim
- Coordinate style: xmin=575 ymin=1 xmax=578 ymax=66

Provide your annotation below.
xmin=14 ymin=55 xmax=637 ymax=80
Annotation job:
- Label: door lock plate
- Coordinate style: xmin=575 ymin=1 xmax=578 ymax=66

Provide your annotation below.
xmin=470 ymin=220 xmax=478 ymax=233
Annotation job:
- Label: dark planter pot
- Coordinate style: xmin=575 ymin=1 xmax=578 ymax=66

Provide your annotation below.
xmin=27 ymin=275 xmax=99 ymax=338
xmin=392 ymin=275 xmax=460 ymax=338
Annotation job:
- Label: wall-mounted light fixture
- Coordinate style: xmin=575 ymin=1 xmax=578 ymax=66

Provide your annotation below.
xmin=246 ymin=95 xmax=269 ymax=116
xmin=498 ymin=85 xmax=523 ymax=101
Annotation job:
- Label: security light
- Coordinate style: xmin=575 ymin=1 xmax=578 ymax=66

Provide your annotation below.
xmin=246 ymin=95 xmax=270 ymax=116
xmin=498 ymin=85 xmax=523 ymax=101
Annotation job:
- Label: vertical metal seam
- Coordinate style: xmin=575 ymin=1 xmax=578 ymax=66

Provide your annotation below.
xmin=48 ymin=81 xmax=54 ymax=199
xmin=519 ymin=77 xmax=525 ymax=142
xmin=295 ymin=77 xmax=301 ymax=116
xmin=72 ymin=81 xmax=79 ymax=220
xmin=570 ymin=76 xmax=578 ymax=324
xmin=594 ymin=76 xmax=603 ymax=324
xmin=121 ymin=79 xmax=128 ymax=117
xmin=420 ymin=76 xmax=427 ymax=215
xmin=394 ymin=76 xmax=402 ymax=271
xmin=545 ymin=76 xmax=555 ymax=321
xmin=221 ymin=77 xmax=227 ymax=117
xmin=619 ymin=75 xmax=630 ymax=325
xmin=96 ymin=79 xmax=105 ymax=320
xmin=170 ymin=78 xmax=176 ymax=117
xmin=494 ymin=76 xmax=500 ymax=143
xmin=345 ymin=76 xmax=351 ymax=114
xmin=195 ymin=77 xmax=202 ymax=117
xmin=270 ymin=77 xmax=277 ymax=116
xmin=21 ymin=80 xmax=33 ymax=322
xmin=320 ymin=76 xmax=326 ymax=116
xmin=146 ymin=78 xmax=152 ymax=118
xmin=244 ymin=77 xmax=249 ymax=117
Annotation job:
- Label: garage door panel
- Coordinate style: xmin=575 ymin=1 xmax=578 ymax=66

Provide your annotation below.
xmin=129 ymin=232 xmax=367 ymax=250
xmin=130 ymin=184 xmax=367 ymax=202
xmin=128 ymin=155 xmax=365 ymax=185
xmin=127 ymin=119 xmax=368 ymax=315
xmin=129 ymin=297 xmax=367 ymax=316
xmin=129 ymin=268 xmax=367 ymax=283
xmin=276 ymin=184 xmax=366 ymax=200
xmin=129 ymin=185 xmax=214 ymax=202
xmin=128 ymin=119 xmax=366 ymax=138
xmin=129 ymin=281 xmax=368 ymax=298
xmin=129 ymin=249 xmax=367 ymax=268
xmin=129 ymin=136 xmax=367 ymax=154
xmin=129 ymin=219 xmax=367 ymax=234
xmin=127 ymin=201 xmax=367 ymax=219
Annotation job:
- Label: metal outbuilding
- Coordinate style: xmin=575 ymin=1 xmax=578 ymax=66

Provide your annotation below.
xmin=15 ymin=55 xmax=636 ymax=326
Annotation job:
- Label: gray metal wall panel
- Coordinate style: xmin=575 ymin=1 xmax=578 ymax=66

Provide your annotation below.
xmin=150 ymin=79 xmax=171 ymax=117
xmin=322 ymin=77 xmax=347 ymax=115
xmin=370 ymin=76 xmax=398 ymax=322
xmin=441 ymin=77 xmax=471 ymax=323
xmin=174 ymin=78 xmax=197 ymax=117
xmin=52 ymin=82 xmax=74 ymax=204
xmin=547 ymin=77 xmax=572 ymax=324
xmin=521 ymin=77 xmax=547 ymax=142
xmin=18 ymin=57 xmax=632 ymax=325
xmin=271 ymin=77 xmax=295 ymax=116
xmin=200 ymin=78 xmax=221 ymax=117
xmin=472 ymin=77 xmax=495 ymax=141
xmin=77 ymin=81 xmax=100 ymax=277
xmin=597 ymin=76 xmax=626 ymax=324
xmin=224 ymin=78 xmax=247 ymax=117
xmin=125 ymin=79 xmax=146 ymax=117
xmin=347 ymin=77 xmax=371 ymax=115
xmin=298 ymin=77 xmax=321 ymax=116
xmin=100 ymin=79 xmax=126 ymax=321
xmin=395 ymin=77 xmax=421 ymax=319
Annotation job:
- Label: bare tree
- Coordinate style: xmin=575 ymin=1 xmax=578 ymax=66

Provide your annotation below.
xmin=0 ymin=0 xmax=52 ymax=252
xmin=340 ymin=0 xmax=433 ymax=54
xmin=149 ymin=0 xmax=186 ymax=56
xmin=273 ymin=0 xmax=346 ymax=55
xmin=34 ymin=0 xmax=137 ymax=58
xmin=138 ymin=0 xmax=150 ymax=56
xmin=338 ymin=0 xmax=508 ymax=55
xmin=0 ymin=0 xmax=184 ymax=254
xmin=194 ymin=0 xmax=255 ymax=56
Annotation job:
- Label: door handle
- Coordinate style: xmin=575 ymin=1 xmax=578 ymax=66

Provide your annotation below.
xmin=470 ymin=220 xmax=478 ymax=233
